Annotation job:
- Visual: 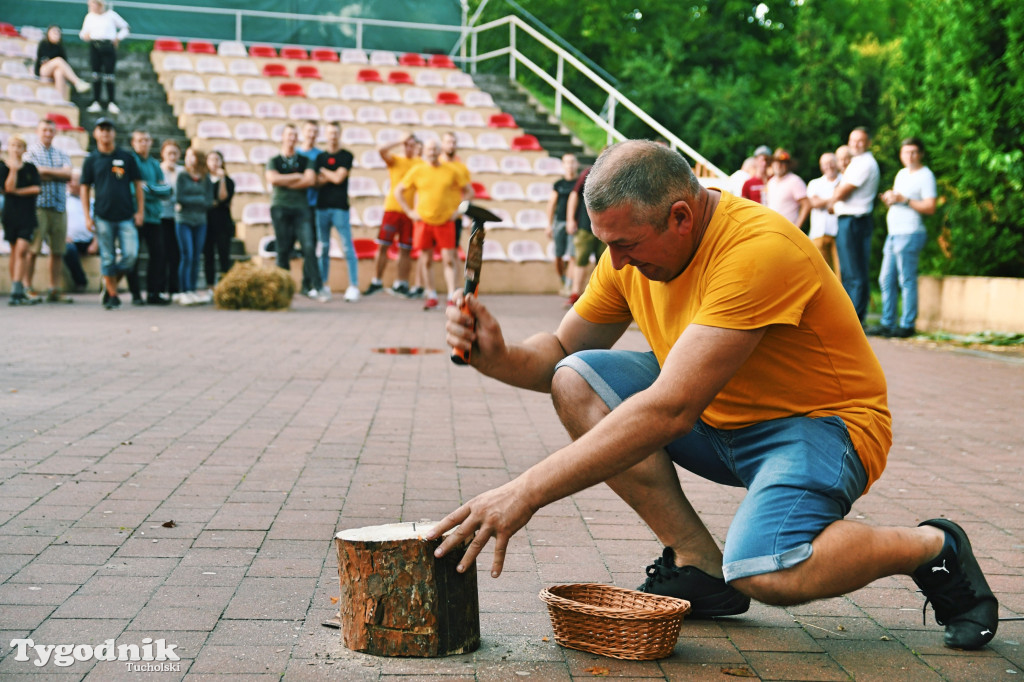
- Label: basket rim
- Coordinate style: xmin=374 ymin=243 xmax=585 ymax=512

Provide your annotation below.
xmin=540 ymin=583 xmax=691 ymax=619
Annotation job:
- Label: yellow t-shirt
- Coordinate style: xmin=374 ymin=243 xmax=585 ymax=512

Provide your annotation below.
xmin=384 ymin=155 xmax=422 ymax=213
xmin=573 ymin=191 xmax=892 ymax=490
xmin=399 ymin=161 xmax=468 ymax=225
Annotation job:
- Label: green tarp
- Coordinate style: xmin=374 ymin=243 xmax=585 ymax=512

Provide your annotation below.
xmin=9 ymin=0 xmax=463 ymax=54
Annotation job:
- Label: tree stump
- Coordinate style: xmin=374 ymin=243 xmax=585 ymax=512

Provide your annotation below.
xmin=336 ymin=522 xmax=480 ymax=657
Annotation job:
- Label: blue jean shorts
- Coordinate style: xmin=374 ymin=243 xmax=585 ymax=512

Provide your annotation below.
xmin=555 ymin=349 xmax=868 ymax=582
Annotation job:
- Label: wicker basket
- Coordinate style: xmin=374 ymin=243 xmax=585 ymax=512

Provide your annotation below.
xmin=539 ymin=583 xmax=690 ymax=660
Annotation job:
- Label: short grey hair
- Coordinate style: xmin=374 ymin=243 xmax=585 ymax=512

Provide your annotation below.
xmin=584 ymin=140 xmax=701 ymax=230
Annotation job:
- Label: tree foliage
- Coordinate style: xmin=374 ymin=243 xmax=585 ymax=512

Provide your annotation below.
xmin=468 ymin=0 xmax=1023 ymax=276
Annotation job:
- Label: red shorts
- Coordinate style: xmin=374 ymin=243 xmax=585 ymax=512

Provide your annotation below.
xmin=413 ymin=220 xmax=456 ymax=252
xmin=376 ymin=211 xmax=414 ymax=249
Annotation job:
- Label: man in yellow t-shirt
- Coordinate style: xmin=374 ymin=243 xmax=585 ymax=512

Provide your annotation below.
xmin=429 ymin=141 xmax=998 ymax=651
xmin=363 ymin=133 xmax=422 ymax=298
xmin=395 ymin=138 xmax=471 ymax=310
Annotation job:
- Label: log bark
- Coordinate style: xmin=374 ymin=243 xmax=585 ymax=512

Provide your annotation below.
xmin=336 ymin=522 xmax=480 ymax=657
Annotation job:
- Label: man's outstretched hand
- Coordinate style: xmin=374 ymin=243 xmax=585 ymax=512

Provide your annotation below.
xmin=425 ymin=479 xmax=537 ymax=578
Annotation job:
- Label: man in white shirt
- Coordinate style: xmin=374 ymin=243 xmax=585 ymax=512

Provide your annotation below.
xmin=868 ymin=137 xmax=937 ymax=338
xmin=828 ymin=127 xmax=880 ymax=323
xmin=806 ymin=153 xmax=842 ymax=276
xmin=765 ymin=148 xmax=809 ymax=231
xmin=79 ymin=0 xmax=130 ymax=114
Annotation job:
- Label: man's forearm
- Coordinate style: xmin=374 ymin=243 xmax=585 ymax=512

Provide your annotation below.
xmin=475 ymin=332 xmax=567 ymax=394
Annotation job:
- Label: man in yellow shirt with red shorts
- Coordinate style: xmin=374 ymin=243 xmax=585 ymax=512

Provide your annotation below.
xmin=395 ymin=138 xmax=471 ymax=310
xmin=432 ymin=140 xmax=999 ymax=651
xmin=364 ymin=133 xmax=421 ymax=297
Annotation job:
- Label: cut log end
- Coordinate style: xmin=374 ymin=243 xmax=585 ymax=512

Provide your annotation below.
xmin=336 ymin=522 xmax=480 ymax=657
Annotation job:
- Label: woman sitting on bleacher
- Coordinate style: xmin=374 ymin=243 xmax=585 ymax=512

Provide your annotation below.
xmin=35 ymin=25 xmax=92 ymax=96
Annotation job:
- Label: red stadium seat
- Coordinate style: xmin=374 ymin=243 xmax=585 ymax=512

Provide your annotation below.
xmin=353 ymin=239 xmax=378 ymax=260
xmin=45 ymin=113 xmax=83 ymax=132
xmin=488 ymin=113 xmax=517 ymax=128
xmin=428 ymin=54 xmax=456 ymax=69
xmin=154 ymin=38 xmax=184 ymax=52
xmin=276 ymin=82 xmax=306 ymax=97
xmin=356 ymin=69 xmax=383 ymax=83
xmin=294 ymin=65 xmax=321 ymax=79
xmin=399 ymin=53 xmax=426 ymax=67
xmin=262 ymin=63 xmax=289 ymax=78
xmin=249 ymin=44 xmax=277 ymax=58
xmin=435 ymin=91 xmax=463 ymax=106
xmin=311 ymin=48 xmax=339 ymax=62
xmin=280 ymin=46 xmax=309 ymax=60
xmin=471 ymin=181 xmax=491 ymax=200
xmin=387 ymin=70 xmax=414 ymax=85
xmin=187 ymin=41 xmax=216 ymax=54
xmin=0 ymin=23 xmax=21 ymax=37
xmin=510 ymin=134 xmax=543 ymax=151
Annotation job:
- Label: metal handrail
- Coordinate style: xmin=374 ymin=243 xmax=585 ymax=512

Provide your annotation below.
xmin=465 ymin=14 xmax=726 ymax=177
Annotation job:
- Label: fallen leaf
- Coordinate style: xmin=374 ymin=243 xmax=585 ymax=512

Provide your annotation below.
xmin=583 ymin=667 xmax=609 ymax=676
xmin=330 ymin=596 xmax=339 ymax=604
xmin=721 ymin=667 xmax=757 ymax=678
xmin=836 ymin=624 xmax=846 ymax=631
xmin=541 ymin=636 xmax=549 ymax=642
xmin=880 ymin=635 xmax=891 ymax=641
xmin=122 ymin=352 xmax=130 ymax=358
xmin=162 ymin=520 xmax=176 ymax=528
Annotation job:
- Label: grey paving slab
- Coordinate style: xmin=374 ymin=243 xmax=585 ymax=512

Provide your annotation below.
xmin=1 ymin=294 xmax=1022 ymax=680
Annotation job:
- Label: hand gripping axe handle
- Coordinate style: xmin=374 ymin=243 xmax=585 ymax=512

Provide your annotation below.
xmin=451 ymin=203 xmax=501 ymax=365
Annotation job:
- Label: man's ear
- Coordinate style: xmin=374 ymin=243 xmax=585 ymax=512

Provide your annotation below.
xmin=669 ymin=200 xmax=694 ymax=235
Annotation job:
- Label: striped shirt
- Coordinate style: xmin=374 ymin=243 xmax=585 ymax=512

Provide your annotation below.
xmin=25 ymin=143 xmax=71 ymax=212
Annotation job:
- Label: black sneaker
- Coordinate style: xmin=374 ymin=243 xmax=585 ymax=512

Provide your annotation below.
xmin=892 ymin=327 xmax=916 ymax=338
xmin=8 ymin=293 xmax=30 ymax=306
xmin=636 ymin=547 xmax=749 ymax=618
xmin=387 ymin=282 xmax=410 ymax=297
xmin=363 ymin=281 xmax=383 ymax=296
xmin=104 ymin=294 xmax=122 ymax=310
xmin=405 ymin=286 xmax=424 ymax=299
xmin=911 ymin=519 xmax=998 ymax=649
xmin=865 ymin=324 xmax=895 ymax=337
xmin=101 ymin=289 xmax=110 ymax=307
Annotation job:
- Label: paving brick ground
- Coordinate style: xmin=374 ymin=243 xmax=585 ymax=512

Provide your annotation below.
xmin=1 ymin=292 xmax=1021 ymax=681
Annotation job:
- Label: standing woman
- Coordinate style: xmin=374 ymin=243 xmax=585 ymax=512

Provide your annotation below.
xmin=174 ymin=148 xmax=214 ymax=305
xmin=159 ymin=140 xmax=183 ymax=298
xmin=79 ymin=0 xmax=130 ymax=114
xmin=35 ymin=25 xmax=91 ymax=96
xmin=203 ymin=150 xmax=235 ymax=292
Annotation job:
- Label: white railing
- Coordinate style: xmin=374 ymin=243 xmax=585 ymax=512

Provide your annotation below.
xmin=457 ymin=14 xmax=725 ymax=177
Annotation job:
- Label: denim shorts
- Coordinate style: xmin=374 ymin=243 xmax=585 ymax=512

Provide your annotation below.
xmin=555 ymin=349 xmax=868 ymax=582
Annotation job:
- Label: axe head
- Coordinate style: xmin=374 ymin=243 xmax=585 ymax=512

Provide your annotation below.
xmin=460 ymin=202 xmax=502 ymax=226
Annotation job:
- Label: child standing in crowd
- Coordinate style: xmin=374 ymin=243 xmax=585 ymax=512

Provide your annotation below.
xmin=2 ymin=137 xmax=42 ymax=306
xmin=174 ymin=148 xmax=218 ymax=305
xmin=203 ymin=150 xmax=235 ymax=291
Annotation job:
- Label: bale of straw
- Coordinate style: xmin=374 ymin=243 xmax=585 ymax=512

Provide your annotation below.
xmin=213 ymin=261 xmax=295 ymax=310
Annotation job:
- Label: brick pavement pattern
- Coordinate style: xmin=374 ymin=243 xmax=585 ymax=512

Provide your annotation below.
xmin=0 ymin=293 xmax=1021 ymax=681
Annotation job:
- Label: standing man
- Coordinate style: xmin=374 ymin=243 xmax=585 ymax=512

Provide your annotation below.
xmin=870 ymin=137 xmax=937 ymax=338
xmin=265 ymin=123 xmax=319 ymax=297
xmin=24 ymin=118 xmax=74 ymax=302
xmin=740 ymin=145 xmax=772 ymax=205
xmin=829 ymin=127 xmax=880 ymax=323
xmin=440 ymin=131 xmax=473 ymax=247
xmin=435 ymin=140 xmax=998 ymax=652
xmin=80 ymin=117 xmax=144 ymax=310
xmin=806 ymin=152 xmax=842 ymax=277
xmin=765 ymin=148 xmax=809 ymax=231
xmin=296 ymin=120 xmax=324 ymax=299
xmin=2 ymin=136 xmax=42 ymax=306
xmin=545 ymin=153 xmax=579 ymax=297
xmin=564 ymin=163 xmax=605 ymax=307
xmin=129 ymin=128 xmax=172 ymax=305
xmin=364 ymin=134 xmax=421 ymax=297
xmin=79 ymin=0 xmax=129 ymax=114
xmin=394 ymin=138 xmax=471 ymax=310
xmin=314 ymin=121 xmax=359 ymax=302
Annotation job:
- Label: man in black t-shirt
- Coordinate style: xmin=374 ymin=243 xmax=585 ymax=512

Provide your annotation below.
xmin=314 ymin=121 xmax=358 ymax=302
xmin=2 ymin=136 xmax=42 ymax=305
xmin=545 ymin=153 xmax=579 ymax=297
xmin=80 ymin=118 xmax=144 ymax=310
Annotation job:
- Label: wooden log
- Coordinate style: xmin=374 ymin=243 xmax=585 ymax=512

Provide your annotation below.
xmin=336 ymin=522 xmax=480 ymax=657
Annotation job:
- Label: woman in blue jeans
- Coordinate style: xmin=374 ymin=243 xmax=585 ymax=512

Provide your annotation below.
xmin=174 ymin=148 xmax=218 ymax=305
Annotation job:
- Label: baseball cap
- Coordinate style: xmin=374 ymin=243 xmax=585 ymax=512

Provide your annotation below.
xmin=753 ymin=145 xmax=772 ymax=157
xmin=94 ymin=117 xmax=116 ymax=129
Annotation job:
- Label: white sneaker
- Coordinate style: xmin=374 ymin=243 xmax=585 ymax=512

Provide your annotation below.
xmin=197 ymin=290 xmax=213 ymax=304
xmin=344 ymin=285 xmax=360 ymax=302
xmin=175 ymin=292 xmax=190 ymax=305
xmin=75 ymin=81 xmax=92 ymax=94
xmin=171 ymin=292 xmax=183 ymax=304
xmin=87 ymin=101 xmax=103 ymax=113
xmin=306 ymin=288 xmax=320 ymax=300
xmin=319 ymin=287 xmax=332 ymax=302
xmin=106 ymin=102 xmax=121 ymax=114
